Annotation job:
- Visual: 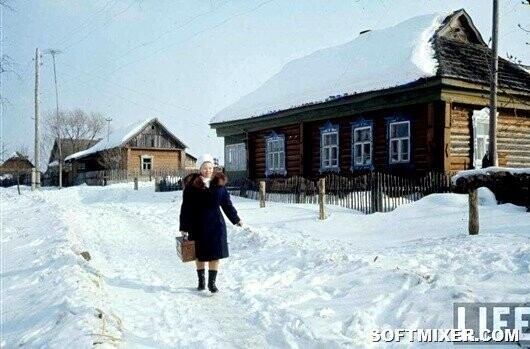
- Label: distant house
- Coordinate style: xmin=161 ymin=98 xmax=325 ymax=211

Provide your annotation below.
xmin=47 ymin=137 xmax=101 ymax=167
xmin=184 ymin=153 xmax=197 ymax=170
xmin=0 ymin=152 xmax=34 ymax=186
xmin=45 ymin=137 xmax=101 ymax=185
xmin=210 ymin=9 xmax=530 ymax=181
xmin=65 ymin=117 xmax=190 ymax=181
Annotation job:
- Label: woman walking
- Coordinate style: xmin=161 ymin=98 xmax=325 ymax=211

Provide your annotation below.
xmin=179 ymin=154 xmax=242 ymax=293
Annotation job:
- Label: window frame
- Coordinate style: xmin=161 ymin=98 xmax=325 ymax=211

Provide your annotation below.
xmin=319 ymin=121 xmax=340 ymax=173
xmin=225 ymin=143 xmax=246 ymax=171
xmin=472 ymin=108 xmax=491 ymax=169
xmin=388 ymin=120 xmax=411 ymax=164
xmin=140 ymin=155 xmax=153 ymax=172
xmin=265 ymin=131 xmax=287 ymax=176
xmin=351 ymin=119 xmax=374 ymax=170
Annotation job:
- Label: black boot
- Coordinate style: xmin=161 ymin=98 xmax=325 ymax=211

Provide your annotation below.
xmin=208 ymin=270 xmax=219 ymax=293
xmin=197 ymin=269 xmax=205 ymax=291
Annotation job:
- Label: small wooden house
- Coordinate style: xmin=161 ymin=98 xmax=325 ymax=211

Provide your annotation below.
xmin=0 ymin=152 xmax=34 ymax=186
xmin=210 ymin=10 xmax=530 ymax=181
xmin=45 ymin=138 xmax=101 ymax=185
xmin=184 ymin=153 xmax=198 ymax=170
xmin=65 ymin=117 xmax=190 ymax=178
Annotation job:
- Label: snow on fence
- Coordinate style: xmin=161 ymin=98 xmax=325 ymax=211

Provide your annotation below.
xmin=227 ymin=172 xmax=454 ymax=214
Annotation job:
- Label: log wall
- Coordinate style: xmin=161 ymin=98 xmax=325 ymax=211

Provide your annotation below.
xmin=449 ymin=104 xmax=530 ymax=170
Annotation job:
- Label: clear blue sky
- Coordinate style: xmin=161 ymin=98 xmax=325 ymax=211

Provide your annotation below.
xmin=2 ymin=0 xmax=529 ymax=166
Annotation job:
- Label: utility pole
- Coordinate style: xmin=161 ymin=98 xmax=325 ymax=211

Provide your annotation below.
xmin=105 ymin=117 xmax=112 ymax=141
xmin=44 ymin=49 xmax=63 ymax=188
xmin=32 ymin=48 xmax=41 ymax=190
xmin=488 ymin=0 xmax=499 ymax=167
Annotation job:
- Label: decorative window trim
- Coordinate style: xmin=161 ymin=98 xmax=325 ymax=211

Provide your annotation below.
xmin=386 ymin=115 xmax=411 ymax=165
xmin=319 ymin=121 xmax=340 ymax=173
xmin=225 ymin=143 xmax=246 ymax=171
xmin=350 ymin=119 xmax=374 ymax=171
xmin=472 ymin=108 xmax=491 ymax=169
xmin=265 ymin=131 xmax=287 ymax=176
xmin=140 ymin=155 xmax=153 ymax=172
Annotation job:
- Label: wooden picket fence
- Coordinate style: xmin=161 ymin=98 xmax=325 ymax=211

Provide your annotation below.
xmin=76 ymin=169 xmax=196 ymax=187
xmin=227 ymin=171 xmax=454 ymax=214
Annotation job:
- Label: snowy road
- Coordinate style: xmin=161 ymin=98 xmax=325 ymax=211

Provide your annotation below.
xmin=2 ymin=183 xmax=529 ymax=348
xmin=48 ymin=186 xmax=268 ymax=348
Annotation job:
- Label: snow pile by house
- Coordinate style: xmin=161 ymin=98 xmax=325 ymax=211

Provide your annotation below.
xmin=212 ymin=12 xmax=448 ymax=124
xmin=2 ymin=184 xmax=529 ymax=347
xmin=65 ymin=118 xmax=155 ymax=161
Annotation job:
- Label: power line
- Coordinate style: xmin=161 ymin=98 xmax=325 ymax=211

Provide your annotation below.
xmin=59 ymin=61 xmax=207 ymax=119
xmin=57 ymin=70 xmax=209 ymax=130
xmin=63 ymin=0 xmax=138 ymax=51
xmin=64 ymin=0 xmax=276 ymax=86
xmin=54 ymin=0 xmax=120 ymax=48
xmin=115 ymin=0 xmax=233 ymax=62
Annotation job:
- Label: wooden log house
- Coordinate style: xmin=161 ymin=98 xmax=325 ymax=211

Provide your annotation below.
xmin=210 ymin=9 xmax=530 ymax=181
xmin=65 ymin=118 xmax=194 ymax=181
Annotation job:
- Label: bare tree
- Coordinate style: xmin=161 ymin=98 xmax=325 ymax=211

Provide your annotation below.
xmin=44 ymin=109 xmax=105 ymax=188
xmin=97 ymin=147 xmax=125 ymax=186
xmin=63 ymin=109 xmax=105 ymax=153
xmin=0 ymin=1 xmax=14 ymax=10
xmin=97 ymin=147 xmax=125 ymax=171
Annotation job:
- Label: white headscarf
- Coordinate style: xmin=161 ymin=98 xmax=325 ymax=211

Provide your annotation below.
xmin=198 ymin=153 xmax=214 ymax=168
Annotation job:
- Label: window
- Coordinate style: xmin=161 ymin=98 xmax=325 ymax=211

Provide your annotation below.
xmin=141 ymin=155 xmax=153 ymax=171
xmin=225 ymin=143 xmax=246 ymax=171
xmin=388 ymin=121 xmax=410 ymax=164
xmin=320 ymin=122 xmax=339 ymax=172
xmin=351 ymin=119 xmax=373 ymax=169
xmin=472 ymin=108 xmax=491 ymax=169
xmin=265 ymin=132 xmax=286 ymax=176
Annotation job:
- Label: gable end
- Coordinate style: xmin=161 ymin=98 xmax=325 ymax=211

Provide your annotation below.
xmin=435 ymin=9 xmax=486 ymax=45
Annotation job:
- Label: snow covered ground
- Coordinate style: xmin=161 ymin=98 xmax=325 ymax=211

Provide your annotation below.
xmin=2 ymin=183 xmax=529 ymax=348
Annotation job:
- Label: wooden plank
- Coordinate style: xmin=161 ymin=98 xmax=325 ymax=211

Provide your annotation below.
xmin=427 ymin=103 xmax=435 ymax=168
xmin=444 ymin=102 xmax=452 ymax=172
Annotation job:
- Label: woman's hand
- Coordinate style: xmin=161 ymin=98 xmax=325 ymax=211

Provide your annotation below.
xmin=236 ymin=220 xmax=243 ymax=227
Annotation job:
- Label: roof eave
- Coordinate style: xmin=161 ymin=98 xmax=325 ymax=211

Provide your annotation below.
xmin=210 ymin=77 xmax=443 ymax=134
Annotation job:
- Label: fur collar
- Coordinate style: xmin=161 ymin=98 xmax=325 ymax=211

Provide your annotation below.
xmin=183 ymin=172 xmax=227 ymax=189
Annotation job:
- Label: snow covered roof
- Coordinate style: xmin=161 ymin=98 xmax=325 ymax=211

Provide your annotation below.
xmin=8 ymin=151 xmax=27 ymax=159
xmin=66 ymin=118 xmax=167 ymax=161
xmin=211 ymin=12 xmax=448 ymax=124
xmin=48 ymin=138 xmax=101 ymax=164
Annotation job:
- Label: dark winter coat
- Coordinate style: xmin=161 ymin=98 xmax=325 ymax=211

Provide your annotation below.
xmin=179 ymin=172 xmax=240 ymax=262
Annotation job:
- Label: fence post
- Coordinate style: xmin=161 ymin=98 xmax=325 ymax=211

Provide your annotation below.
xmin=299 ymin=179 xmax=306 ymax=204
xmin=468 ymin=188 xmax=479 ymax=235
xmin=318 ymin=177 xmax=326 ymax=220
xmin=259 ymin=180 xmax=266 ymax=208
xmin=134 ymin=177 xmax=138 ymax=190
xmin=370 ymin=173 xmax=381 ymax=213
